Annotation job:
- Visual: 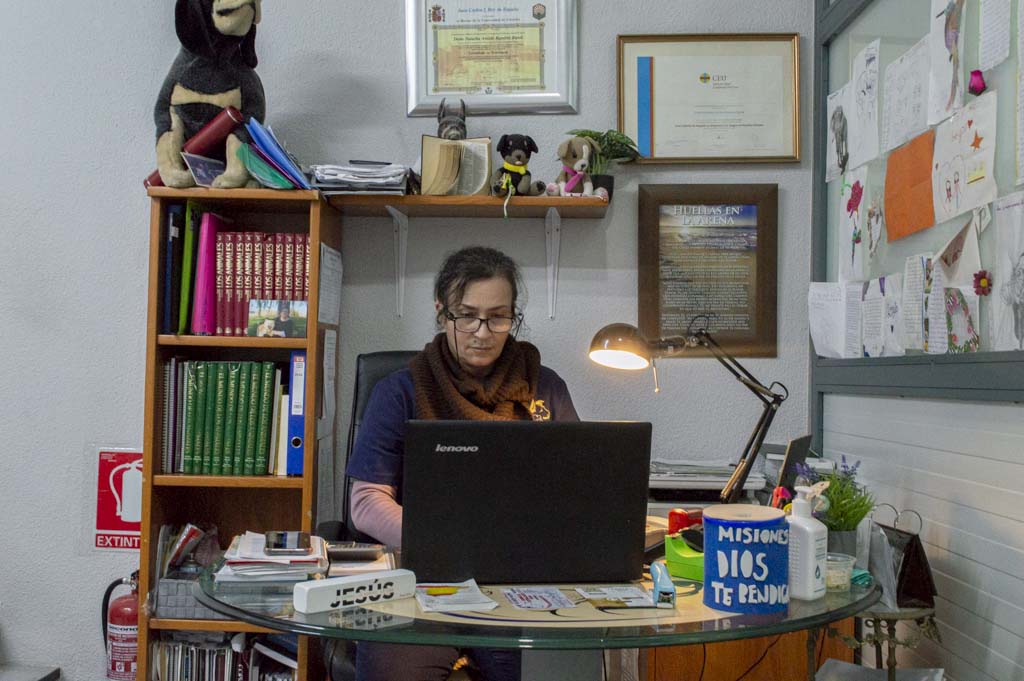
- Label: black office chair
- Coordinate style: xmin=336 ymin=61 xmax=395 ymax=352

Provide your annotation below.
xmin=319 ymin=351 xmax=417 ymax=681
xmin=318 ymin=350 xmax=418 ymax=544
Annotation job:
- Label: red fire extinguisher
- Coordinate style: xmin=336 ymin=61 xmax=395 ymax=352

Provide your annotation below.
xmin=102 ymin=570 xmax=139 ymax=681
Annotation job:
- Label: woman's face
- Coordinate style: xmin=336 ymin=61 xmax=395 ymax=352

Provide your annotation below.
xmin=436 ymin=276 xmax=515 ymax=378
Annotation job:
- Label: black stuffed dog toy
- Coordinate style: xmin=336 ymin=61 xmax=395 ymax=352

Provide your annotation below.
xmin=155 ymin=0 xmax=266 ymax=188
xmin=491 ymin=134 xmax=547 ymax=197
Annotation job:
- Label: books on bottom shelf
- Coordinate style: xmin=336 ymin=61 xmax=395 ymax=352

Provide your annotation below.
xmin=215 ymin=532 xmax=328 ymax=582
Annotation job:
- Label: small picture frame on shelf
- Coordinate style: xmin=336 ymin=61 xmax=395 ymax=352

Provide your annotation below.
xmin=247 ymin=299 xmax=308 ymax=338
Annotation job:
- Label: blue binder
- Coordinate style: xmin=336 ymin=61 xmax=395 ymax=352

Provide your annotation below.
xmin=287 ymin=351 xmax=306 ymax=475
xmin=245 ymin=119 xmax=312 ymax=189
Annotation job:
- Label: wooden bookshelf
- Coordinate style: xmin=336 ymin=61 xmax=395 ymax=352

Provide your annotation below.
xmin=149 ymin=618 xmax=275 ymax=634
xmin=153 ymin=475 xmax=305 ymax=489
xmin=327 ymin=193 xmax=608 ymax=218
xmin=139 ymin=188 xmax=340 ymax=681
xmin=158 ymin=334 xmax=307 ymax=349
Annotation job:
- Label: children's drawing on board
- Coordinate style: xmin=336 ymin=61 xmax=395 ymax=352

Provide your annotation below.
xmin=928 ymin=0 xmax=965 ymax=124
xmin=849 ymin=40 xmax=880 ymax=170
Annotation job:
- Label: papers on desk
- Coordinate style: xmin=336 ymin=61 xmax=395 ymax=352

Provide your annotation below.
xmin=215 ymin=532 xmax=328 ymax=582
xmin=575 ymin=586 xmax=654 ymax=608
xmin=502 ymin=587 xmax=577 ymax=610
xmin=328 ymin=551 xmax=396 ymax=577
xmin=414 ymin=579 xmax=499 ymax=612
xmin=648 ymin=459 xmax=766 ymax=490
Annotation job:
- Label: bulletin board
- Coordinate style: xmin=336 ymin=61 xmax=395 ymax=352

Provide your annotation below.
xmin=810 ymin=0 xmax=1024 ymax=438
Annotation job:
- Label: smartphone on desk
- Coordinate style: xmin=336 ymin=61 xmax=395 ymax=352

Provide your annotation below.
xmin=264 ymin=530 xmax=312 ymax=555
xmin=326 ymin=541 xmax=385 ymax=562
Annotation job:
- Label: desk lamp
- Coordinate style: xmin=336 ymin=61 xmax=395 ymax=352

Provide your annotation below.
xmin=589 ymin=321 xmax=788 ymax=504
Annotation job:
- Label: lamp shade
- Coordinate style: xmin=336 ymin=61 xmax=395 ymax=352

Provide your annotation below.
xmin=588 ymin=323 xmax=651 ymax=370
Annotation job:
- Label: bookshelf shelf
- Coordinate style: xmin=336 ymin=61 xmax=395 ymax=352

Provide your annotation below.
xmin=153 ymin=475 xmax=304 ymax=489
xmin=141 ymin=189 xmax=341 ymax=681
xmin=149 ymin=618 xmax=274 ymax=634
xmin=158 ymin=335 xmax=307 ymax=349
xmin=327 ymin=194 xmax=608 ymax=219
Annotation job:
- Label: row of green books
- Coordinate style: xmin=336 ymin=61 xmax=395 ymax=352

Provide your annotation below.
xmin=162 ymin=359 xmax=288 ymax=475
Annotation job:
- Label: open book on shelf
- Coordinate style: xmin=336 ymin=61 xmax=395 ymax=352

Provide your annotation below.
xmin=420 ymin=135 xmax=492 ymax=196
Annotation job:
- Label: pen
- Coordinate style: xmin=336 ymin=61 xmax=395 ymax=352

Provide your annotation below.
xmin=348 ymin=159 xmax=392 ymax=165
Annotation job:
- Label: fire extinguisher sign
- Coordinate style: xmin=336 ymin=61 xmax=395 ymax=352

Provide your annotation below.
xmin=95 ymin=449 xmax=143 ymax=551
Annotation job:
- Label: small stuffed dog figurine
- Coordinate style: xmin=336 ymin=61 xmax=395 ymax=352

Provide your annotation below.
xmin=556 ymin=136 xmax=600 ymax=196
xmin=437 ymin=98 xmax=467 ymax=140
xmin=492 ymin=134 xmax=547 ymax=197
xmin=155 ymin=0 xmax=266 ymax=188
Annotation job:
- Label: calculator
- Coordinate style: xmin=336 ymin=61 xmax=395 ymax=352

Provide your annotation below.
xmin=326 ymin=541 xmax=385 ymax=561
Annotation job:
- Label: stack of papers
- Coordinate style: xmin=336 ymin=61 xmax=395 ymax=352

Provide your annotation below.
xmin=649 ymin=459 xmax=766 ymax=490
xmin=214 ymin=532 xmax=328 ymax=582
xmin=327 ymin=551 xmax=396 ymax=577
xmin=414 ymin=579 xmax=498 ymax=613
xmin=310 ymin=163 xmax=410 ymax=196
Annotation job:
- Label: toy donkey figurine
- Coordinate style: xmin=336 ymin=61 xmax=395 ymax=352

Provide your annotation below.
xmin=436 ymin=98 xmax=468 ymax=140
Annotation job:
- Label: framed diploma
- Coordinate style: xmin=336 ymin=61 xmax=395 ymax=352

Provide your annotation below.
xmin=405 ymin=0 xmax=578 ymax=116
xmin=638 ymin=184 xmax=778 ymax=357
xmin=619 ymin=34 xmax=800 ymax=163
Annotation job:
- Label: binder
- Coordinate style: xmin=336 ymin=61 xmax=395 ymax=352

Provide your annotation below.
xmin=287 ymin=351 xmax=306 ymax=475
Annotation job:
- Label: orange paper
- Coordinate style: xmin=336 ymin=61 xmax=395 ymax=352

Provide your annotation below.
xmin=883 ymin=130 xmax=936 ymax=241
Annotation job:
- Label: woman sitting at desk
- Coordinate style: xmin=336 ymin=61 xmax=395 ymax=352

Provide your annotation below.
xmin=346 ymin=246 xmax=578 ymax=681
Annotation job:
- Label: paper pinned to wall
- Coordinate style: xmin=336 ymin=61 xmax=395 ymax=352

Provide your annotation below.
xmin=944 ymin=287 xmax=981 ymax=352
xmin=935 ymin=215 xmax=982 ymax=287
xmin=864 ymin=275 xmax=905 ymax=357
xmin=826 ymin=83 xmax=853 ymax=182
xmin=931 ymin=91 xmax=998 ymax=224
xmin=885 ymin=130 xmax=937 ymax=240
xmin=979 ymin=0 xmax=1011 ymax=71
xmin=882 ymin=36 xmax=930 ymax=152
xmin=1017 ymin=2 xmax=1024 ymax=185
xmin=808 ymin=283 xmax=847 ymax=358
xmin=902 ymin=254 xmax=928 ymax=350
xmin=924 ymin=258 xmax=947 ymax=353
xmin=849 ymin=40 xmax=881 ymax=170
xmin=992 ymin=191 xmax=1024 ymax=350
xmin=928 ymin=0 xmax=966 ymax=125
xmin=844 ymin=281 xmax=865 ymax=358
xmin=839 ymin=167 xmax=869 ymax=282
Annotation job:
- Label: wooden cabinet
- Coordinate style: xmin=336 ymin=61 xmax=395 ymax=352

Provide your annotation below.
xmin=646 ymin=618 xmax=855 ymax=680
xmin=138 ymin=188 xmax=341 ymax=681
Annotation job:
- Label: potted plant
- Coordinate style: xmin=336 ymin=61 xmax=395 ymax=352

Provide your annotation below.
xmin=796 ymin=455 xmax=875 ymax=556
xmin=565 ymin=128 xmax=640 ymax=200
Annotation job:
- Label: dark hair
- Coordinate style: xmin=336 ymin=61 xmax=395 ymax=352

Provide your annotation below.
xmin=433 ymin=246 xmax=525 ymax=324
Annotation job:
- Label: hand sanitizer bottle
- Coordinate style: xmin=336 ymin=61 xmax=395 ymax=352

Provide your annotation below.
xmin=787 ymin=486 xmax=827 ymax=600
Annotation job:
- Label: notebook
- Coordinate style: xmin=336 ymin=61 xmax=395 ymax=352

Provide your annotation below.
xmin=401 ymin=420 xmax=652 ymax=584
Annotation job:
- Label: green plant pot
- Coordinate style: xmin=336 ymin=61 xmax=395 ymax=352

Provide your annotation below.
xmin=592 ymin=174 xmax=614 ymax=201
xmin=828 ymin=530 xmax=858 ymax=557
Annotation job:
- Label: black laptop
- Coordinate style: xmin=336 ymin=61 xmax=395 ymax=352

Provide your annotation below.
xmin=401 ymin=420 xmax=653 ymax=584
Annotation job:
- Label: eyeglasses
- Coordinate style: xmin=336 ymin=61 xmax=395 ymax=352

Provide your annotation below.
xmin=444 ymin=310 xmax=519 ymax=334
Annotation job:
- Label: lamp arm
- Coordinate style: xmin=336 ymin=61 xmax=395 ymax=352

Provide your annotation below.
xmin=653 ymin=328 xmax=788 ymax=504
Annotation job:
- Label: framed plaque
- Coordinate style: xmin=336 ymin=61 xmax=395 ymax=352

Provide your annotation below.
xmin=619 ymin=34 xmax=800 ymax=162
xmin=638 ymin=184 xmax=778 ymax=357
xmin=405 ymin=0 xmax=578 ymax=116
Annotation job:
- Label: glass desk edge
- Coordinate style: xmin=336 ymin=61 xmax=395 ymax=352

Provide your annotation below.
xmin=193 ymin=574 xmax=881 ymax=650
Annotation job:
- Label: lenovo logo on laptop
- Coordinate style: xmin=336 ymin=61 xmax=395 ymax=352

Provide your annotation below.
xmin=435 ymin=444 xmax=479 ymax=453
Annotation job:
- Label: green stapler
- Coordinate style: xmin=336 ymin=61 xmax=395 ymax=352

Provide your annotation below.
xmin=664 ymin=509 xmax=704 ymax=581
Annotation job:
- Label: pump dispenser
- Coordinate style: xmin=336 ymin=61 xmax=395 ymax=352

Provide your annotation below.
xmin=787 ymin=486 xmax=827 ymax=600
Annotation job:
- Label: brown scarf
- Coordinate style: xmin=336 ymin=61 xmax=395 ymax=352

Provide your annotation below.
xmin=409 ymin=333 xmax=540 ymax=421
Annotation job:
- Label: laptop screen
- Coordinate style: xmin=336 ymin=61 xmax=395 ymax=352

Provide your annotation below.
xmin=401 ymin=420 xmax=652 ymax=584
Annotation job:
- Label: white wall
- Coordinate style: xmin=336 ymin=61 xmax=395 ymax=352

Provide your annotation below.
xmin=824 ymin=394 xmax=1024 ymax=681
xmin=0 ymin=2 xmax=813 ymax=679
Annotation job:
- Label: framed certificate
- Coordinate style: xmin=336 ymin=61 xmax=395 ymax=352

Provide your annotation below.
xmin=619 ymin=34 xmax=800 ymax=163
xmin=405 ymin=0 xmax=578 ymax=116
xmin=638 ymin=184 xmax=778 ymax=357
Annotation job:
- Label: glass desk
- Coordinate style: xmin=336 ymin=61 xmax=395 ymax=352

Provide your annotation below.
xmin=195 ymin=571 xmax=879 ymax=681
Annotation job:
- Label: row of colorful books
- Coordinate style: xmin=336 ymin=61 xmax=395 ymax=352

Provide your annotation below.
xmin=149 ymin=632 xmax=297 ymax=681
xmin=164 ymin=200 xmax=311 ymax=336
xmin=161 ymin=354 xmax=305 ymax=476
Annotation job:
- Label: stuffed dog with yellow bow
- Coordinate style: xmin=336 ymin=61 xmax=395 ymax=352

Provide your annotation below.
xmin=491 ymin=134 xmax=547 ymax=197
